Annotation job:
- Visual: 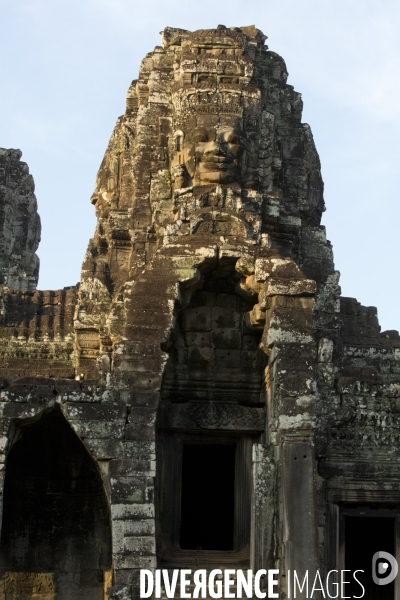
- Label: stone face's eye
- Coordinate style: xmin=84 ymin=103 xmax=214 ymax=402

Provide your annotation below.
xmin=192 ymin=128 xmax=209 ymax=143
xmin=225 ymin=130 xmax=240 ymax=144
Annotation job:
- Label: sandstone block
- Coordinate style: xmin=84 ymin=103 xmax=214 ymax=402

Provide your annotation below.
xmin=211 ymin=328 xmax=241 ymax=349
xmin=215 ymin=349 xmax=241 ymax=368
xmin=182 ymin=306 xmax=211 ymax=331
xmin=111 ymin=503 xmax=155 ymax=520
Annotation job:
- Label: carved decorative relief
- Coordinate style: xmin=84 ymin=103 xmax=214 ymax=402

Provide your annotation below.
xmin=0 ymin=572 xmax=56 ymax=597
xmin=328 ymin=395 xmax=400 ymax=455
xmin=159 ymin=400 xmax=265 ymax=431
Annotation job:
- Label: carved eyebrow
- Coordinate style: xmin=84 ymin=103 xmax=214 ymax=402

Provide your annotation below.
xmin=219 ymin=129 xmax=240 ymax=142
xmin=192 ymin=129 xmax=209 ymax=141
xmin=218 ymin=126 xmax=241 ymax=134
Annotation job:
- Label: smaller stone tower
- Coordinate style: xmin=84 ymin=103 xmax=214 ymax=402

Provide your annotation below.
xmin=0 ymin=148 xmax=41 ymax=291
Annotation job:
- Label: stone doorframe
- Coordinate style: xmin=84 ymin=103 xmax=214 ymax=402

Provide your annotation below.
xmin=156 ymin=430 xmax=255 ymax=568
xmin=325 ymin=487 xmax=400 ymax=600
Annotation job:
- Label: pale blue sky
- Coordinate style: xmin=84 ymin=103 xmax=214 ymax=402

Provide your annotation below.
xmin=1 ymin=0 xmax=400 ymax=331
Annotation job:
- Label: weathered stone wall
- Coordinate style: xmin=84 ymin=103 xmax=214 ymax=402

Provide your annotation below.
xmin=0 ymin=287 xmax=77 ymax=380
xmin=0 ymin=24 xmax=400 ymax=600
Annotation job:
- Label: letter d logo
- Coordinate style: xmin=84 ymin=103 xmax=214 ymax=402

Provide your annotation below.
xmin=372 ymin=551 xmax=398 ymax=586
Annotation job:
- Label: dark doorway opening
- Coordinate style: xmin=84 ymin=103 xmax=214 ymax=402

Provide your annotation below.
xmin=180 ymin=444 xmax=235 ymax=551
xmin=345 ymin=515 xmax=395 ymax=600
xmin=0 ymin=407 xmax=112 ymax=599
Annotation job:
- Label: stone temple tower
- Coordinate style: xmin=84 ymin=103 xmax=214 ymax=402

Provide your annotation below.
xmin=0 ymin=25 xmax=400 ymax=600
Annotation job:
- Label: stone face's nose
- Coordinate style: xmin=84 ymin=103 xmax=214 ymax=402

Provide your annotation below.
xmin=202 ymin=140 xmax=228 ymax=158
xmin=216 ymin=140 xmax=227 ymax=155
xmin=202 ymin=142 xmax=231 ymax=163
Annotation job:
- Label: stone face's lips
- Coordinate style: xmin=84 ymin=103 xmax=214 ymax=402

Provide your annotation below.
xmin=199 ymin=155 xmax=235 ymax=172
xmin=202 ymin=156 xmax=232 ymax=163
xmin=199 ymin=160 xmax=234 ymax=172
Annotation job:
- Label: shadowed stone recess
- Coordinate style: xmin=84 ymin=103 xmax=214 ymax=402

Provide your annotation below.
xmin=0 ymin=407 xmax=112 ymax=600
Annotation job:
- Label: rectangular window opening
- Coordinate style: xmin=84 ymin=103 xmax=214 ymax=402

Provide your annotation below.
xmin=180 ymin=443 xmax=236 ymax=551
xmin=345 ymin=514 xmax=396 ymax=600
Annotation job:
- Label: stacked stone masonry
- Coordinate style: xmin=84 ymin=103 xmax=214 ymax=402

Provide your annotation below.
xmin=0 ymin=24 xmax=399 ymax=600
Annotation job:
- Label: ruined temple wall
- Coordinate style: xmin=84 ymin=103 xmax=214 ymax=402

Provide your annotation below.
xmin=0 ymin=26 xmax=340 ymax=599
xmin=0 ymin=149 xmax=79 ymax=384
xmin=319 ymin=297 xmax=400 ymax=492
xmin=73 ymin=24 xmax=334 ymax=395
xmin=2 ymin=24 xmax=400 ymax=600
xmin=311 ymin=290 xmax=400 ymax=573
xmin=0 ymin=286 xmax=77 ymax=381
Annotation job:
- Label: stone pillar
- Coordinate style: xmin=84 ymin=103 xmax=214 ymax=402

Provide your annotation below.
xmin=251 ymin=443 xmax=276 ymax=572
xmin=107 ymin=242 xmax=218 ymax=598
xmin=248 ymin=254 xmax=319 ymax=597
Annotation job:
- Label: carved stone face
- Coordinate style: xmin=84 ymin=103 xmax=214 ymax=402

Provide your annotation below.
xmin=182 ymin=114 xmax=247 ymax=185
xmin=171 ymin=102 xmax=262 ymax=187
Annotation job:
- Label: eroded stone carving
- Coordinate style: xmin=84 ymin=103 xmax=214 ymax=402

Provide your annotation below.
xmin=0 ymin=572 xmax=56 ymax=598
xmin=172 ymin=101 xmax=257 ymax=187
xmin=0 ymin=149 xmax=41 ymax=291
xmin=71 ymin=24 xmax=326 ymax=381
xmin=159 ymin=400 xmax=265 ymax=430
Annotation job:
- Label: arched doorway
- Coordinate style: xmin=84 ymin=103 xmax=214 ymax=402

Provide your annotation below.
xmin=0 ymin=406 xmax=112 ymax=599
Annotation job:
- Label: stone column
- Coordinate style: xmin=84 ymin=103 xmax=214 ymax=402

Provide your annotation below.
xmin=107 ymin=242 xmax=218 ymax=599
xmin=248 ymin=254 xmax=319 ymax=597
